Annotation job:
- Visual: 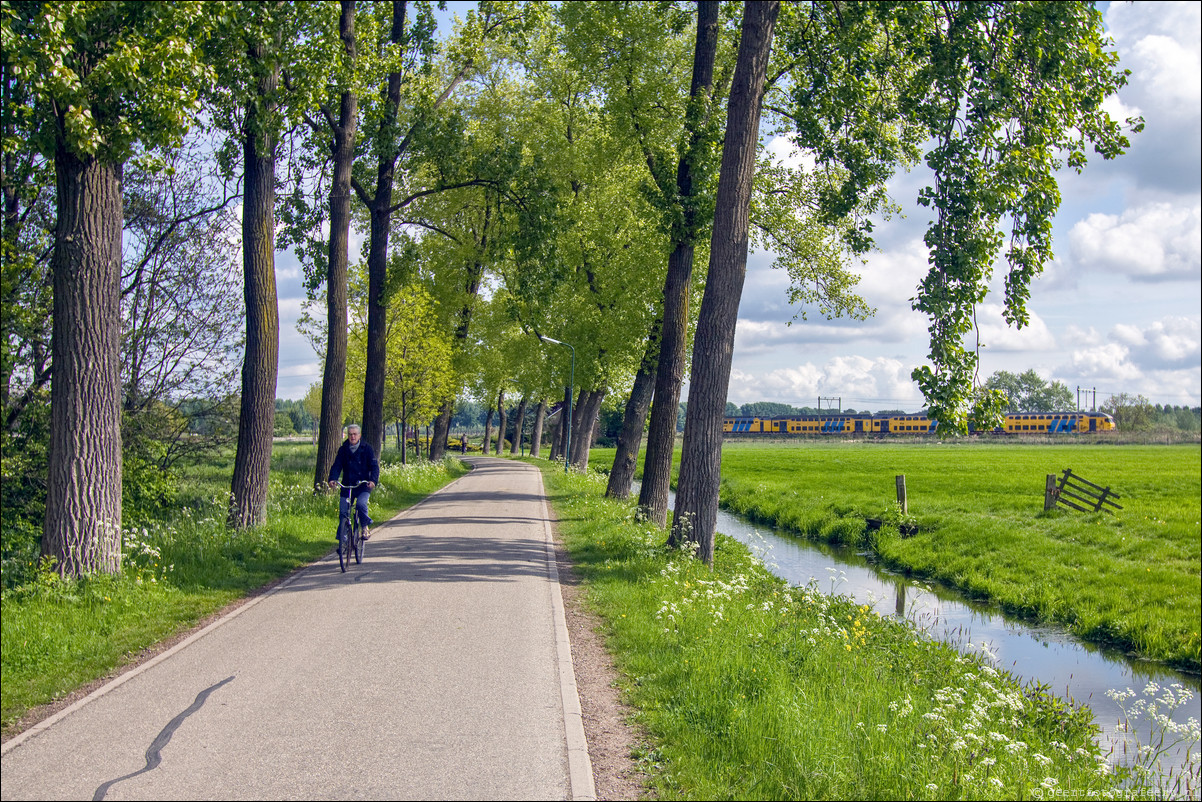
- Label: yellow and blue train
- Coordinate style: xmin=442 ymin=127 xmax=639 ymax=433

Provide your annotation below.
xmin=723 ymin=411 xmax=1116 ymax=436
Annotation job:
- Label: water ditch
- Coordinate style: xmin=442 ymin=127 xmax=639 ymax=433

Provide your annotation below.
xmin=645 ymin=483 xmax=1200 ymax=776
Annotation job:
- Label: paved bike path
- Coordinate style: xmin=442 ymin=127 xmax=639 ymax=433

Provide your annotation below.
xmin=1 ymin=458 xmax=593 ymax=800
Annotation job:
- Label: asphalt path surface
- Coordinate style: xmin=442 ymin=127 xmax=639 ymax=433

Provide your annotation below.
xmin=1 ymin=457 xmax=593 ymax=800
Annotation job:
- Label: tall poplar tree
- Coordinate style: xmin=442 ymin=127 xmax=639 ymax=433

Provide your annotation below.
xmin=206 ymin=2 xmax=333 ymax=528
xmin=3 ymin=1 xmax=212 ymax=574
xmin=672 ymin=0 xmax=779 ymax=562
xmin=673 ymin=1 xmax=1137 ymax=562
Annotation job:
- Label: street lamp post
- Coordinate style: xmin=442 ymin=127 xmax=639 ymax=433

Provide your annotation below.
xmin=538 ymin=335 xmax=574 ymax=472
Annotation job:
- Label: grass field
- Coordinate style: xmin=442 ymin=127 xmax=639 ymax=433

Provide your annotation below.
xmin=0 ymin=443 xmax=466 ymax=731
xmin=589 ymin=440 xmax=1201 ymax=670
xmin=538 ymin=464 xmax=1155 ymax=800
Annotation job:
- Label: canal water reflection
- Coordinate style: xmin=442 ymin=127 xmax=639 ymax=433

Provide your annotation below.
xmin=651 ymin=484 xmax=1201 ymax=775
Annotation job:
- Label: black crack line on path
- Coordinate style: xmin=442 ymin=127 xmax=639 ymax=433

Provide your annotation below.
xmin=91 ymin=675 xmax=235 ymax=801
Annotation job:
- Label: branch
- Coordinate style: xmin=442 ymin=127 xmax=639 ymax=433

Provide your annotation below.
xmin=4 ymin=363 xmax=52 ymax=431
xmin=121 ymin=188 xmax=241 ymax=298
xmin=386 ymin=179 xmax=498 ymax=215
xmin=396 ymin=60 xmax=474 ymax=160
xmin=395 ymin=218 xmax=463 ymax=244
xmin=350 ymin=175 xmax=373 ymax=205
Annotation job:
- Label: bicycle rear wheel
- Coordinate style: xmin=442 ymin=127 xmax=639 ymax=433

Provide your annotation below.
xmin=353 ymin=521 xmax=364 ymax=564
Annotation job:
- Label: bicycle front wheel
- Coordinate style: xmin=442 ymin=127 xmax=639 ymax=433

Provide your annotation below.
xmin=338 ymin=520 xmax=348 ymax=573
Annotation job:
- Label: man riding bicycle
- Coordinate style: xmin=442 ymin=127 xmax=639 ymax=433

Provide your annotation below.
xmin=327 ymin=424 xmax=379 ymax=542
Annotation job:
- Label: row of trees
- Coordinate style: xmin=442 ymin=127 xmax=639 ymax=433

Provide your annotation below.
xmin=3 ymin=1 xmax=1136 ymax=574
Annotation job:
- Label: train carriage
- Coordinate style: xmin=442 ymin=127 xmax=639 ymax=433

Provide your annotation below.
xmin=722 ymin=410 xmax=1115 ymax=436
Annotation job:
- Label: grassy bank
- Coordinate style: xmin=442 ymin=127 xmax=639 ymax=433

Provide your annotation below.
xmin=589 ymin=441 xmax=1201 ymax=670
xmin=538 ymin=463 xmax=1153 ymax=800
xmin=0 ymin=443 xmax=466 ymax=732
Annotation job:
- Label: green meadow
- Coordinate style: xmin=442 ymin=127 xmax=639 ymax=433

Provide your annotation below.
xmin=590 ymin=440 xmax=1201 ymax=670
xmin=538 ymin=465 xmax=1156 ymax=800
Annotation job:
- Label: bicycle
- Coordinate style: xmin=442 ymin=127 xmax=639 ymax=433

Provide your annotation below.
xmin=335 ymin=480 xmax=370 ymax=572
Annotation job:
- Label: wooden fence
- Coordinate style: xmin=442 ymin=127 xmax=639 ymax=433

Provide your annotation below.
xmin=1044 ymin=469 xmax=1122 ymax=514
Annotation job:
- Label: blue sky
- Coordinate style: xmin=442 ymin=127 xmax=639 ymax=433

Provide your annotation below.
xmin=274 ymin=1 xmax=1201 ymax=412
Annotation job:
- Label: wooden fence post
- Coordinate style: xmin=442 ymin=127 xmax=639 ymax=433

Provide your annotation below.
xmin=896 ymin=474 xmax=907 ymax=514
xmin=1044 ymin=474 xmax=1058 ymax=510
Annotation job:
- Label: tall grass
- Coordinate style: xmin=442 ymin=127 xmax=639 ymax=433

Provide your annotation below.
xmin=0 ymin=443 xmax=466 ymax=731
xmin=540 ymin=464 xmax=1133 ymax=800
xmin=590 ymin=441 xmax=1201 ymax=670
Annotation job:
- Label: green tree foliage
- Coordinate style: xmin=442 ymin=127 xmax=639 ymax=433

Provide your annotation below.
xmin=984 ymin=370 xmax=1074 ymax=413
xmin=1155 ymin=404 xmax=1201 ymax=433
xmin=739 ymin=401 xmax=797 ymax=418
xmin=382 ymin=285 xmax=456 ymax=463
xmin=1103 ymin=393 xmax=1155 ymax=432
xmin=900 ymin=3 xmax=1139 ymax=433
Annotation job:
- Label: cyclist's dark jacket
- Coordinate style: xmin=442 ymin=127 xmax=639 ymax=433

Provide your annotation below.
xmin=328 ymin=440 xmax=380 ymax=486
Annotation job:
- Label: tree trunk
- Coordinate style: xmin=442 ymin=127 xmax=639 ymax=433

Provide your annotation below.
xmin=509 ymin=396 xmax=528 ymax=455
xmin=637 ymin=0 xmax=719 ymax=526
xmin=530 ymin=399 xmax=546 ymax=457
xmin=229 ymin=43 xmax=280 ymax=530
xmin=606 ymin=318 xmax=659 ymax=499
xmin=483 ymin=407 xmax=494 ymax=457
xmin=495 ymin=388 xmax=507 ymax=455
xmin=430 ymin=400 xmax=453 ymax=461
xmin=360 ymin=0 xmax=405 ymax=456
xmin=42 ymin=149 xmax=124 ymax=576
xmin=548 ymin=405 xmax=563 ymax=461
xmin=673 ymin=0 xmax=779 ymax=564
xmin=314 ymin=0 xmax=357 ymax=494
xmin=564 ymin=386 xmax=584 ymax=468
xmin=571 ymin=388 xmax=606 ymax=469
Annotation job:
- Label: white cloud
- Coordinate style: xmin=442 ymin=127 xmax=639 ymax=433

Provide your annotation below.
xmin=1111 ymin=316 xmax=1201 ymax=368
xmin=1056 ymin=317 xmax=1202 ymax=404
xmin=976 ymin=304 xmax=1056 ymax=352
xmin=726 ymin=356 xmax=924 ymax=410
xmin=1107 ymin=1 xmax=1202 ymax=115
xmin=1068 ymin=202 xmax=1201 ymax=281
xmin=1130 ymin=34 xmax=1201 ymax=114
xmin=278 ymin=296 xmax=308 ymax=324
xmin=1065 ymin=342 xmax=1143 ymax=383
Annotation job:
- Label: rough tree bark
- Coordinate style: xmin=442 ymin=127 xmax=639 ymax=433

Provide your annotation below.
xmin=314 ymin=0 xmax=357 ymax=492
xmin=509 ymin=395 xmax=528 ymax=454
xmin=430 ymin=250 xmax=488 ymax=461
xmin=606 ymin=316 xmax=659 ymax=499
xmin=637 ymin=0 xmax=719 ymax=526
xmin=228 ymin=35 xmax=281 ymax=530
xmin=567 ymin=386 xmax=588 ymax=467
xmin=530 ymin=399 xmax=546 ymax=457
xmin=42 ymin=149 xmax=124 ymax=576
xmin=672 ymin=0 xmax=779 ymax=564
xmin=570 ymin=388 xmax=606 ymax=469
xmin=495 ymin=387 xmax=507 ymax=455
xmin=548 ymin=405 xmax=563 ymax=461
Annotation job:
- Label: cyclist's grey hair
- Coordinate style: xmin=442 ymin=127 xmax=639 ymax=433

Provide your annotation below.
xmin=347 ymin=424 xmax=361 ymax=434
